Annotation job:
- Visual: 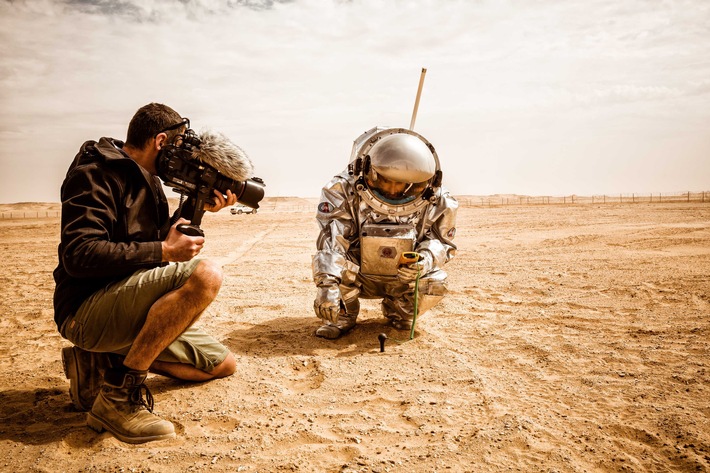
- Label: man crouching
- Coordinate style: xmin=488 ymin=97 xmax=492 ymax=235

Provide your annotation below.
xmin=53 ymin=103 xmax=246 ymax=443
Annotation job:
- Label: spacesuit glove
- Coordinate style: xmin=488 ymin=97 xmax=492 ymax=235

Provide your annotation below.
xmin=314 ymin=283 xmax=343 ymax=323
xmin=397 ymin=251 xmax=433 ymax=282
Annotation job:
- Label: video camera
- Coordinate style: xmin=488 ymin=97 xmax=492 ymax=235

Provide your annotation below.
xmin=156 ymin=123 xmax=265 ymax=237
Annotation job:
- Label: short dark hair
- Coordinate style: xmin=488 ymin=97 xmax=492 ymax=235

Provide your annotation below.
xmin=125 ymin=103 xmax=183 ymax=149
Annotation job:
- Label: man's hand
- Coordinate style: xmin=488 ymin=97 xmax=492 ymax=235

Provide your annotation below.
xmin=205 ymin=189 xmax=237 ymax=213
xmin=397 ymin=252 xmax=433 ymax=282
xmin=314 ymin=283 xmax=342 ymax=323
xmin=161 ymin=218 xmax=205 ymax=262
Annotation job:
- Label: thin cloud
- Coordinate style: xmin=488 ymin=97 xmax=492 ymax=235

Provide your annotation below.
xmin=60 ymin=0 xmax=295 ymax=19
xmin=0 ymin=0 xmax=709 ymax=202
xmin=64 ymin=0 xmax=143 ymax=17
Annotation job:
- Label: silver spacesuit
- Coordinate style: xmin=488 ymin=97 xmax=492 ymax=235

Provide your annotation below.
xmin=312 ymin=126 xmax=458 ymax=339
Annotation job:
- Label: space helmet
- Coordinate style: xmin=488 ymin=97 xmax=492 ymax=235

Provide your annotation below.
xmin=348 ymin=127 xmax=442 ymax=216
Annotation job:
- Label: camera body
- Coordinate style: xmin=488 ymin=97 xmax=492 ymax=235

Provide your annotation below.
xmin=156 ymin=129 xmax=265 ymax=236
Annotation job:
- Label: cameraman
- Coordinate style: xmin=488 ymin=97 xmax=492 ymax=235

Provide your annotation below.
xmin=54 ymin=103 xmax=238 ymax=444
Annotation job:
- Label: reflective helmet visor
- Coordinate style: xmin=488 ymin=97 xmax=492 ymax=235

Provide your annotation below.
xmin=365 ymin=172 xmax=429 ymax=205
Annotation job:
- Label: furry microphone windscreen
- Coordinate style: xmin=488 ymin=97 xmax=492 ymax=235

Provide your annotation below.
xmin=192 ymin=129 xmax=254 ymax=182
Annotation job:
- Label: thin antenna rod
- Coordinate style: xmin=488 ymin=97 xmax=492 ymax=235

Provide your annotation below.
xmin=409 ymin=67 xmax=427 ymax=130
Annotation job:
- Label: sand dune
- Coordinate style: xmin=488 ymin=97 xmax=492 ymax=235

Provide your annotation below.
xmin=0 ymin=199 xmax=708 ymax=472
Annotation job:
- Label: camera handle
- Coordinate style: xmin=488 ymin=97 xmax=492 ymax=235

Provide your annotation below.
xmin=176 ymin=223 xmax=205 ymax=237
xmin=174 ymin=193 xmax=208 ymax=238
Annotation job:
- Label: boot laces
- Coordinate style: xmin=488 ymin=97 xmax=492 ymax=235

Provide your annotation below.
xmin=129 ymin=383 xmax=155 ymax=413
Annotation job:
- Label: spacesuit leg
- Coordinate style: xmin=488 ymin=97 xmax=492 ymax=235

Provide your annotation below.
xmin=383 ymin=269 xmax=448 ymax=330
xmin=315 ymin=285 xmax=361 ymax=339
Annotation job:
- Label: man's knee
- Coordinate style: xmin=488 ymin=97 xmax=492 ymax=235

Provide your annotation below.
xmin=186 ymin=259 xmax=223 ymax=299
xmin=211 ymin=352 xmax=236 ymax=378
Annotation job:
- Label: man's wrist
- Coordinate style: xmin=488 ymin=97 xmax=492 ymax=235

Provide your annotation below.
xmin=161 ymin=241 xmax=169 ymax=262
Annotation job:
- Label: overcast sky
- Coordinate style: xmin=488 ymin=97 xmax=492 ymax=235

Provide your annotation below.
xmin=1 ymin=0 xmax=709 ymax=203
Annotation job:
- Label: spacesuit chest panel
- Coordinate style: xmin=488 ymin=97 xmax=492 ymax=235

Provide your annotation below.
xmin=360 ymin=223 xmax=416 ymax=276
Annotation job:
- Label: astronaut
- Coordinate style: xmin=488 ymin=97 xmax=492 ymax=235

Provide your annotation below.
xmin=312 ymin=127 xmax=458 ymax=339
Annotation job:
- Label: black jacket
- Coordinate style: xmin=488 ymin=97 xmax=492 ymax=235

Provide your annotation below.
xmin=53 ymin=137 xmax=172 ymax=329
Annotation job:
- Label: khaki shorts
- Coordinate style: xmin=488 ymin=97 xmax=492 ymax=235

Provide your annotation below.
xmin=61 ymin=259 xmax=229 ymax=373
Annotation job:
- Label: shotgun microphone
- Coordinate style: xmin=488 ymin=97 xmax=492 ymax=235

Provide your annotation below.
xmin=156 ymin=126 xmax=265 ymax=237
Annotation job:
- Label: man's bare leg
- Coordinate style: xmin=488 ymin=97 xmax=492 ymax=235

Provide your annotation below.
xmin=88 ymin=259 xmax=229 ymax=443
xmin=150 ymin=353 xmax=236 ymax=382
xmin=123 ymin=259 xmax=223 ymax=371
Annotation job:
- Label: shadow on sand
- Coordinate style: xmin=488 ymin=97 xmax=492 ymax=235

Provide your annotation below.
xmin=223 ymin=315 xmax=422 ymax=358
xmin=3 ymin=316 xmax=420 ymax=446
xmin=0 ymin=378 xmax=208 ymax=446
xmin=0 ymin=387 xmax=91 ymax=445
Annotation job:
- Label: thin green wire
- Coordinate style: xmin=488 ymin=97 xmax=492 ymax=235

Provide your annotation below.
xmin=389 ymin=264 xmax=421 ymax=345
xmin=409 ymin=266 xmax=420 ymax=340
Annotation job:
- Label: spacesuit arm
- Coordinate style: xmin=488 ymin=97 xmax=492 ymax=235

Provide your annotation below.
xmin=312 ymin=174 xmax=360 ymax=286
xmin=415 ymin=189 xmax=458 ymax=273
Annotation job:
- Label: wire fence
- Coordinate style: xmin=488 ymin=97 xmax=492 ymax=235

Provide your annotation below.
xmin=1 ymin=191 xmax=708 ymax=219
xmin=457 ymin=191 xmax=710 ymax=207
xmin=0 ymin=210 xmax=61 ymax=219
xmin=256 ymin=192 xmax=710 ymax=211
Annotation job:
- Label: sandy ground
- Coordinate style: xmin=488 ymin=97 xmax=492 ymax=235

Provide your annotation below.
xmin=0 ymin=198 xmax=708 ymax=472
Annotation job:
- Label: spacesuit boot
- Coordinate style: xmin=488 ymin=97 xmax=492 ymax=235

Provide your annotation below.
xmin=389 ymin=318 xmax=413 ymax=331
xmin=382 ymin=296 xmax=414 ymax=331
xmin=315 ymin=298 xmax=359 ymax=339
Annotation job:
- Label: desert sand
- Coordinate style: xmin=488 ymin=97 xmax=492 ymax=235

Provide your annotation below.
xmin=0 ymin=198 xmax=708 ymax=472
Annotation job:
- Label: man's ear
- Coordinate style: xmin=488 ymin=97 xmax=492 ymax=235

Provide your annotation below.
xmin=154 ymin=132 xmax=168 ymax=151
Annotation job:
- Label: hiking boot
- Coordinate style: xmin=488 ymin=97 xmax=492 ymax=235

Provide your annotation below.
xmin=389 ymin=318 xmax=413 ymax=331
xmin=315 ymin=313 xmax=357 ymax=339
xmin=87 ymin=367 xmax=175 ymax=444
xmin=62 ymin=346 xmax=109 ymax=412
